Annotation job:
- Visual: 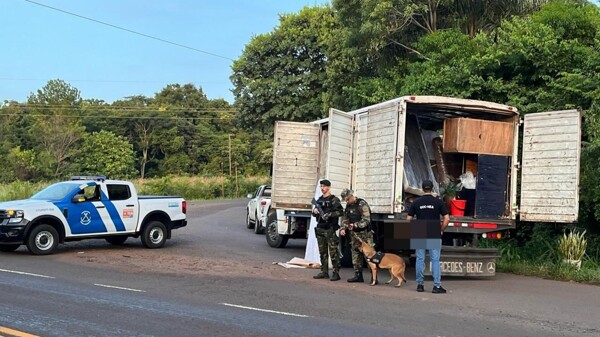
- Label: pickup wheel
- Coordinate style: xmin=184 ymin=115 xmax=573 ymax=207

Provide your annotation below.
xmin=105 ymin=235 xmax=128 ymax=245
xmin=0 ymin=244 xmax=20 ymax=252
xmin=246 ymin=210 xmax=254 ymax=229
xmin=141 ymin=221 xmax=167 ymax=249
xmin=265 ymin=213 xmax=288 ymax=248
xmin=254 ymin=211 xmax=264 ymax=234
xmin=26 ymin=224 xmax=59 ymax=255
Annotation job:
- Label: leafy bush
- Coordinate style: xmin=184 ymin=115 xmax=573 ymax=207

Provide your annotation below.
xmin=0 ymin=175 xmax=271 ymax=202
xmin=0 ymin=181 xmax=51 ymax=201
xmin=133 ymin=175 xmax=270 ymax=200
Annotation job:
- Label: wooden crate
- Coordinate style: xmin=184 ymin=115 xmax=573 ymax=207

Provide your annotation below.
xmin=443 ymin=118 xmax=514 ymax=156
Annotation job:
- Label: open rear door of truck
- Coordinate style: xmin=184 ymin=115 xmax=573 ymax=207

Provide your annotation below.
xmin=353 ymin=101 xmax=403 ymax=214
xmin=272 ymin=121 xmax=321 ymax=210
xmin=326 ymin=108 xmax=353 ymax=197
xmin=519 ymin=109 xmax=581 ymax=222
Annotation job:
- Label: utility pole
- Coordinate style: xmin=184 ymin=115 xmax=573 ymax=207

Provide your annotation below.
xmin=228 ymin=134 xmax=232 ymax=176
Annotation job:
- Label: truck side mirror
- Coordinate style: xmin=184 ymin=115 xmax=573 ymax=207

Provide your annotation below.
xmin=247 ymin=193 xmax=253 ymax=199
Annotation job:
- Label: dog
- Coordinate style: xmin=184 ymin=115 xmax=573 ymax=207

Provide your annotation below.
xmin=354 ymin=234 xmax=407 ymax=287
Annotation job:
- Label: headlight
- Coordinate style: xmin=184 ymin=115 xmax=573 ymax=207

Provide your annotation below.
xmin=7 ymin=210 xmax=24 ymax=224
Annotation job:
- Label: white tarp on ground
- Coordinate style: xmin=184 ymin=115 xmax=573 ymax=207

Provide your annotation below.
xmin=274 ymin=257 xmax=320 ymax=269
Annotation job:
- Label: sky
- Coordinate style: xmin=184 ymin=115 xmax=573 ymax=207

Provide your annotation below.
xmin=1 ymin=0 xmax=329 ymax=104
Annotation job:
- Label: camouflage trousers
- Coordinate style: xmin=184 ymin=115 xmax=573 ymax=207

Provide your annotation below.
xmin=315 ymin=227 xmax=340 ymax=274
xmin=351 ymin=230 xmax=374 ymax=272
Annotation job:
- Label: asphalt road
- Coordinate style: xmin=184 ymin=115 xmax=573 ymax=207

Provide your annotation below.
xmin=0 ymin=199 xmax=599 ymax=337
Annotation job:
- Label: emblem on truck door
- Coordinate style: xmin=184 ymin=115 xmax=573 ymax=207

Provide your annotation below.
xmin=487 ymin=262 xmax=496 ymax=273
xmin=80 ymin=211 xmax=92 ymax=225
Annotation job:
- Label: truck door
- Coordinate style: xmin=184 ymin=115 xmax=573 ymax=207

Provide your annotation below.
xmin=66 ymin=183 xmax=108 ymax=235
xmin=519 ymin=109 xmax=581 ymax=222
xmin=272 ymin=121 xmax=321 ymax=209
xmin=353 ymin=101 xmax=404 ymax=214
xmin=327 ymin=108 xmax=353 ymax=196
xmin=104 ymin=183 xmax=138 ymax=232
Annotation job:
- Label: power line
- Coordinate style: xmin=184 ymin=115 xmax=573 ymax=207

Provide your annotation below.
xmin=22 ymin=0 xmax=234 ymax=61
xmin=0 ymin=113 xmax=236 ymax=120
xmin=4 ymin=103 xmax=238 ymax=112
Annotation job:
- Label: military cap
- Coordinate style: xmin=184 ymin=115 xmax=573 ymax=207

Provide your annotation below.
xmin=340 ymin=188 xmax=353 ymax=200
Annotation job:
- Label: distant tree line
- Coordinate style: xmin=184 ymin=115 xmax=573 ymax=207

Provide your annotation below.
xmin=0 ymin=80 xmax=272 ymax=182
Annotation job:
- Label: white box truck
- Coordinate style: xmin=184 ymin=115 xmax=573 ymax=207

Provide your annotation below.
xmin=265 ymin=96 xmax=581 ymax=276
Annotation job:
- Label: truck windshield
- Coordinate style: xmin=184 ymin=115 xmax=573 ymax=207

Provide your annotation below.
xmin=30 ymin=182 xmax=80 ymax=201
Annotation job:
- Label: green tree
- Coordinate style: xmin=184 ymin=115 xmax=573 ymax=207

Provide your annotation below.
xmin=27 ymin=80 xmax=85 ymax=178
xmin=231 ymin=6 xmax=339 ymax=132
xmin=328 ymin=0 xmax=553 ymax=108
xmin=72 ymin=130 xmax=136 ymax=179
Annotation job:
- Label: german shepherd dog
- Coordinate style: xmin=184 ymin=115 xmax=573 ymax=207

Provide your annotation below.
xmin=354 ymin=234 xmax=407 ymax=287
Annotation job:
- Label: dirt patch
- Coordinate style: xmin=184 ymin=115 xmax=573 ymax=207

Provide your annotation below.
xmin=54 ymin=245 xmax=300 ymax=281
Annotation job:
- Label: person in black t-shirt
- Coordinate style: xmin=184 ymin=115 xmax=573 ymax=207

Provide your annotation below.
xmin=407 ymin=180 xmax=450 ymax=294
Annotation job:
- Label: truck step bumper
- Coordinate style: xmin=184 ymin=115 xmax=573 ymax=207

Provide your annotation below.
xmin=423 ymin=246 xmax=498 ymax=277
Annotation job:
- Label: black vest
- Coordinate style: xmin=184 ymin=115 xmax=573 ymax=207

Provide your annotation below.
xmin=345 ymin=198 xmax=369 ymax=231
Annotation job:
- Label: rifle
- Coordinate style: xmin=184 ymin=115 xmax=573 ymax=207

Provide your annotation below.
xmin=311 ymin=198 xmax=326 ymax=219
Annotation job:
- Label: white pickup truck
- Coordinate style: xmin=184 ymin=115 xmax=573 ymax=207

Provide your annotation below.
xmin=0 ymin=176 xmax=187 ymax=255
xmin=246 ymin=184 xmax=271 ymax=234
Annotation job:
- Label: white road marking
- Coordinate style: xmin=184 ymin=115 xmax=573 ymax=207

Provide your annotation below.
xmin=0 ymin=268 xmax=55 ymax=279
xmin=221 ymin=303 xmax=310 ymax=318
xmin=93 ymin=283 xmax=145 ymax=292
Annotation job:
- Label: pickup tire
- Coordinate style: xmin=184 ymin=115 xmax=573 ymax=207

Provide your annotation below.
xmin=265 ymin=213 xmax=288 ymax=248
xmin=246 ymin=210 xmax=255 ymax=229
xmin=0 ymin=244 xmax=20 ymax=252
xmin=254 ymin=211 xmax=264 ymax=235
xmin=141 ymin=221 xmax=167 ymax=249
xmin=105 ymin=235 xmax=128 ymax=245
xmin=26 ymin=224 xmax=59 ymax=255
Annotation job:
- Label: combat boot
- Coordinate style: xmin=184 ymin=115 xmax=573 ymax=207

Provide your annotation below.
xmin=347 ymin=271 xmax=364 ymax=283
xmin=313 ymin=272 xmax=329 ymax=279
xmin=330 ymin=271 xmax=341 ymax=281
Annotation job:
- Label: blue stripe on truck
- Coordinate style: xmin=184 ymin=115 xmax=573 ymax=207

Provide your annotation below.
xmin=100 ymin=190 xmax=126 ymax=231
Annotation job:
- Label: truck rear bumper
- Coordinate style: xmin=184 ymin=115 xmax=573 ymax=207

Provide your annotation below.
xmin=423 ymin=246 xmax=498 ymax=277
xmin=171 ymin=219 xmax=187 ymax=230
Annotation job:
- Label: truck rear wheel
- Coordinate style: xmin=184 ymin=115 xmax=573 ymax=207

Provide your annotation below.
xmin=340 ymin=235 xmax=353 ymax=268
xmin=26 ymin=224 xmax=59 ymax=255
xmin=141 ymin=221 xmax=167 ymax=249
xmin=0 ymin=244 xmax=20 ymax=252
xmin=265 ymin=213 xmax=288 ymax=248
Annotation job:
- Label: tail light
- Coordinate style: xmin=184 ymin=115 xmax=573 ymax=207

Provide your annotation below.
xmin=482 ymin=232 xmax=502 ymax=239
xmin=182 ymin=201 xmax=187 ymax=214
xmin=260 ymin=200 xmax=267 ymax=206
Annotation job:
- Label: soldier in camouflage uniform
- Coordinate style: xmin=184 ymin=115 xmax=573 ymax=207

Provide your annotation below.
xmin=312 ymin=179 xmax=344 ymax=281
xmin=340 ymin=188 xmax=374 ymax=283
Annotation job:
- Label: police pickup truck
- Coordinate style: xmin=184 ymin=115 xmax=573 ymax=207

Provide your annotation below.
xmin=0 ymin=176 xmax=187 ymax=255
